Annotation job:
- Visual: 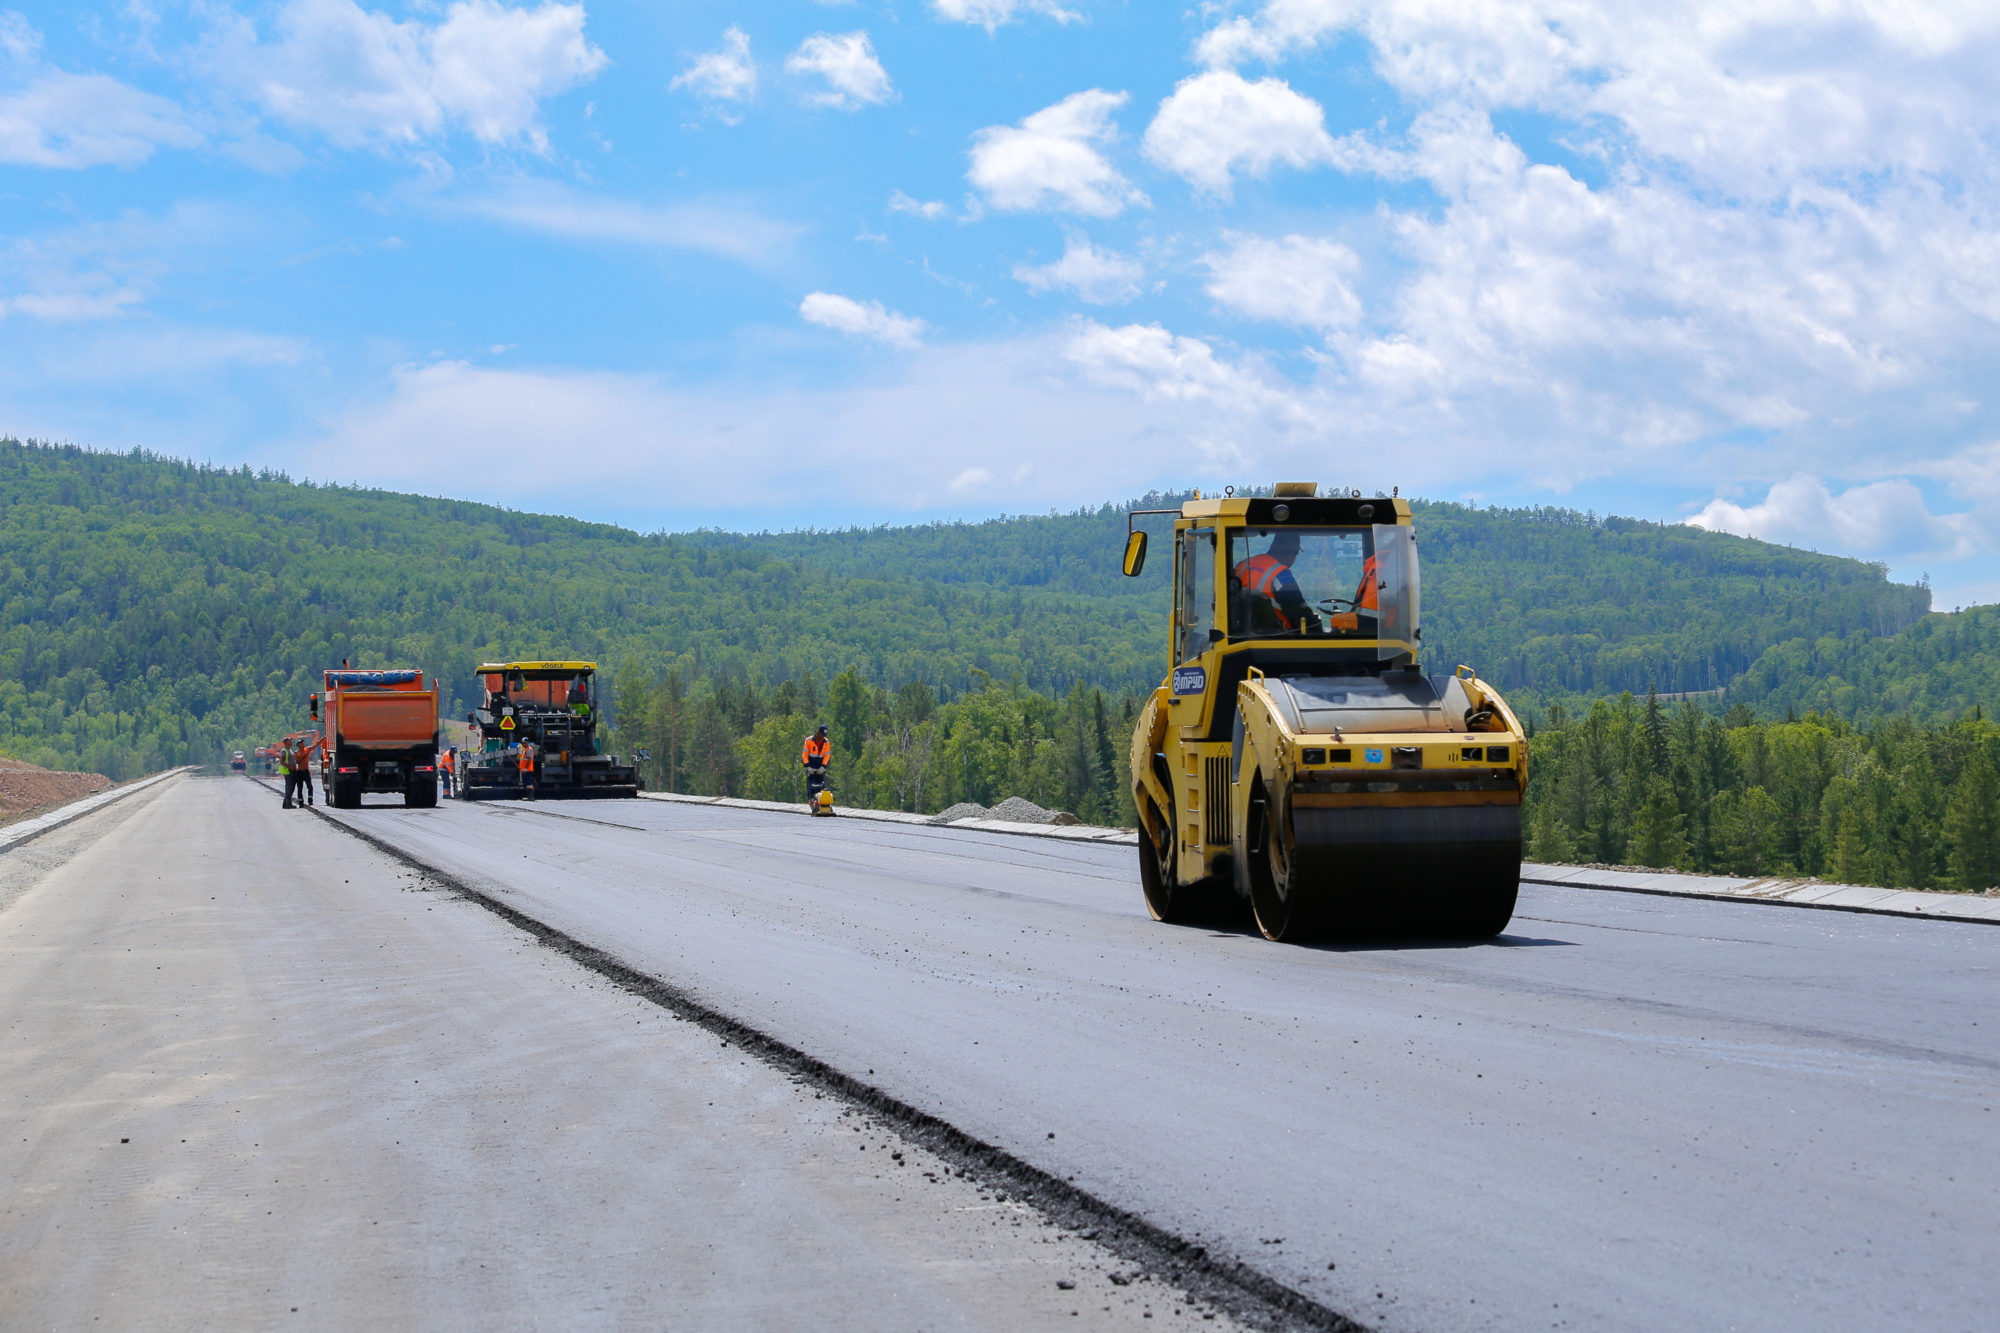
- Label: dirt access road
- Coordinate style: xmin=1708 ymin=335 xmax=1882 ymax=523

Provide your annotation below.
xmin=0 ymin=776 xmax=1241 ymax=1330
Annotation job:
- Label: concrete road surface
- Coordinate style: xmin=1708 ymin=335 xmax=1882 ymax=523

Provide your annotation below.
xmin=320 ymin=786 xmax=1999 ymax=1333
xmin=1 ymin=777 xmax=1239 ymax=1330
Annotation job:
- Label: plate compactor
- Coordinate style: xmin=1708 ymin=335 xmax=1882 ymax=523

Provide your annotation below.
xmin=459 ymin=661 xmax=640 ymax=800
xmin=1123 ymin=484 xmax=1527 ymax=941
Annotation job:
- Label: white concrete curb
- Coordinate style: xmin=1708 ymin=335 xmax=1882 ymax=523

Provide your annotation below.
xmin=1523 ymin=862 xmax=2000 ymax=926
xmin=0 ymin=766 xmax=195 ymax=854
xmin=639 ymin=793 xmax=1996 ymax=924
xmin=639 ymin=790 xmax=1140 ymax=845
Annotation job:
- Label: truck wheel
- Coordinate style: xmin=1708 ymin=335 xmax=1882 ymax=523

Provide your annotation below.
xmin=405 ymin=782 xmax=437 ymax=809
xmin=333 ymin=778 xmax=360 ymax=809
xmin=1246 ymin=778 xmax=1304 ymax=942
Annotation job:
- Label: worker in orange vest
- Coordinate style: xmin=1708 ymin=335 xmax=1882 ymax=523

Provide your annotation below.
xmin=438 ymin=746 xmax=455 ymax=799
xmin=518 ymin=738 xmax=537 ymax=800
xmin=1233 ymin=531 xmax=1322 ymax=634
xmin=800 ymin=724 xmax=831 ymax=811
xmin=1321 ymin=552 xmax=1380 ymax=632
xmin=280 ymin=737 xmax=303 ymax=809
xmin=297 ymin=734 xmax=319 ymax=807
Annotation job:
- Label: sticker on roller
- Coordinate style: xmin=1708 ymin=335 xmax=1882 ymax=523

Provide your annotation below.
xmin=1365 ymin=747 xmax=1384 ymax=764
xmin=1172 ymin=665 xmax=1207 ymax=695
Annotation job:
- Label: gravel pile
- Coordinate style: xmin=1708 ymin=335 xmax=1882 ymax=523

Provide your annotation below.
xmin=930 ymin=796 xmax=1085 ymax=826
xmin=985 ymin=796 xmax=1081 ymax=826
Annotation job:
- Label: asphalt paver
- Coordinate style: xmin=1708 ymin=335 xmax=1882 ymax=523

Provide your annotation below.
xmin=0 ymin=776 xmax=1238 ymax=1330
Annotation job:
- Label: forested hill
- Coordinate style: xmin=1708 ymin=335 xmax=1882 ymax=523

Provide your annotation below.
xmin=683 ymin=498 xmax=1932 ymax=699
xmin=0 ymin=437 xmax=1962 ymax=777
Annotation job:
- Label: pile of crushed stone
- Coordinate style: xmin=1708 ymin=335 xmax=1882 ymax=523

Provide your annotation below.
xmin=986 ymin=796 xmax=1082 ymax=826
xmin=0 ymin=757 xmax=111 ymax=821
xmin=930 ymin=796 xmax=1084 ymax=826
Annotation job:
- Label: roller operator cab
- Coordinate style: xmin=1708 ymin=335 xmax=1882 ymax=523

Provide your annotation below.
xmin=459 ymin=661 xmax=641 ymax=800
xmin=1123 ymin=484 xmax=1526 ymax=942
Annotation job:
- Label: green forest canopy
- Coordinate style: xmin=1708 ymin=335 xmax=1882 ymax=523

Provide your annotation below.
xmin=1 ymin=436 xmax=1989 ymax=790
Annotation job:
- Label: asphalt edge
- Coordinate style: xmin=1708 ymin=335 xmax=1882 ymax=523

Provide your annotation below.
xmin=1520 ymin=872 xmax=2000 ymax=926
xmin=641 ymin=790 xmax=1142 ymax=846
xmin=0 ymin=766 xmax=194 ymax=854
xmin=305 ymin=799 xmax=1368 ymax=1333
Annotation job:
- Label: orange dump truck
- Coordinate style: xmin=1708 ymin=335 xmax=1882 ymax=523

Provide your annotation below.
xmin=312 ymin=668 xmax=440 ymax=809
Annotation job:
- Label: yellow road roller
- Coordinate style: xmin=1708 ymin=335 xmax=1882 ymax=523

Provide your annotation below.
xmin=1122 ymin=484 xmax=1527 ymax=941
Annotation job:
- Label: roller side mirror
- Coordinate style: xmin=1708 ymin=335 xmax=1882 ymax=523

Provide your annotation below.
xmin=1122 ymin=530 xmax=1148 ymax=577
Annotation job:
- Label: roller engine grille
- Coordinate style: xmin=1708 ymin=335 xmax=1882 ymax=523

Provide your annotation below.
xmin=1205 ymin=756 xmax=1230 ymax=846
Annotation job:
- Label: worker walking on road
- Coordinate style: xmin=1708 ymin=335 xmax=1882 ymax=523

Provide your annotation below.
xmin=518 ymin=739 xmax=537 ymax=800
xmin=280 ymin=738 xmax=301 ymax=809
xmin=800 ymin=724 xmax=831 ymax=813
xmin=439 ymin=746 xmax=455 ymax=799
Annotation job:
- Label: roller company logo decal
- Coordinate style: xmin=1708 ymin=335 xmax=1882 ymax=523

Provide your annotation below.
xmin=1172 ymin=665 xmax=1207 ymax=696
xmin=1365 ymin=747 xmax=1384 ymax=764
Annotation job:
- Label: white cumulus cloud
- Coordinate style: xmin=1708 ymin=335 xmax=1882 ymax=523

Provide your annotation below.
xmin=786 ymin=31 xmax=893 ymax=110
xmin=932 ymin=0 xmax=1081 ymax=32
xmin=1202 ymin=231 xmax=1361 ymax=330
xmin=670 ymin=26 xmax=755 ymax=117
xmin=211 ymin=0 xmax=606 ymax=150
xmin=0 ymin=69 xmax=200 ymax=168
xmin=1063 ymin=320 xmax=1295 ymax=420
xmin=1013 ymin=234 xmax=1144 ymax=305
xmin=1688 ymin=474 xmax=1979 ymax=562
xmin=968 ymin=89 xmax=1146 ymax=217
xmin=1 ymin=280 xmax=145 ymax=322
xmin=888 ymin=190 xmax=950 ymax=220
xmin=799 ymin=291 xmax=927 ymax=347
xmin=1142 ymin=69 xmax=1337 ymax=196
xmin=440 ymin=179 xmax=800 ymax=265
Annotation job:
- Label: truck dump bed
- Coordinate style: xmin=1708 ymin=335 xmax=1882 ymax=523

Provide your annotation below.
xmin=321 ymin=669 xmax=440 ymax=808
xmin=330 ymin=689 xmax=439 ymax=749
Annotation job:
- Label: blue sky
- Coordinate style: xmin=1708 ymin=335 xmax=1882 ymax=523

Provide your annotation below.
xmin=5 ymin=2 xmax=2000 ymax=607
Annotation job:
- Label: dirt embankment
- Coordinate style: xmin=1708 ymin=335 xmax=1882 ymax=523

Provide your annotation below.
xmin=0 ymin=759 xmax=112 ymax=825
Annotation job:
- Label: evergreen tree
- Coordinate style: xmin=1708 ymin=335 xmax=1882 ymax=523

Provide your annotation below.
xmin=827 ymin=667 xmax=871 ymax=759
xmin=1712 ymin=786 xmax=1787 ymax=876
xmin=1629 ymin=774 xmax=1691 ymax=868
xmin=1829 ymin=808 xmax=1870 ymax=886
xmin=1527 ymin=798 xmax=1578 ymax=863
xmin=1943 ymin=748 xmax=2000 ymax=893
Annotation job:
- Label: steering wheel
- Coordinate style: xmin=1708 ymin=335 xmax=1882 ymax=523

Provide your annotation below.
xmin=1316 ymin=596 xmax=1360 ymax=613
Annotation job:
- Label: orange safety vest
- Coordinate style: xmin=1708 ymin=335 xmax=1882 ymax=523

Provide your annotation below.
xmin=802 ymin=734 xmax=830 ymax=768
xmin=1235 ymin=554 xmax=1298 ymax=629
xmin=517 ymin=743 xmax=535 ymax=773
xmin=1323 ymin=554 xmax=1380 ymax=631
xmin=440 ymin=749 xmax=454 ymax=773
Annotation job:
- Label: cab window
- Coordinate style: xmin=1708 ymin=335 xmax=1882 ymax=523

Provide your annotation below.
xmin=1226 ymin=527 xmax=1375 ymax=638
xmin=1176 ymin=528 xmax=1215 ymax=663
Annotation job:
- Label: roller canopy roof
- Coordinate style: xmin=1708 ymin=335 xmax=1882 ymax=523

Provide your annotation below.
xmin=475 ymin=661 xmax=598 ymax=675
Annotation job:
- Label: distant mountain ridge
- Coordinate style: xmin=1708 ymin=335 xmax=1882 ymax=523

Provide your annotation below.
xmin=0 ymin=437 xmax=1976 ymax=777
